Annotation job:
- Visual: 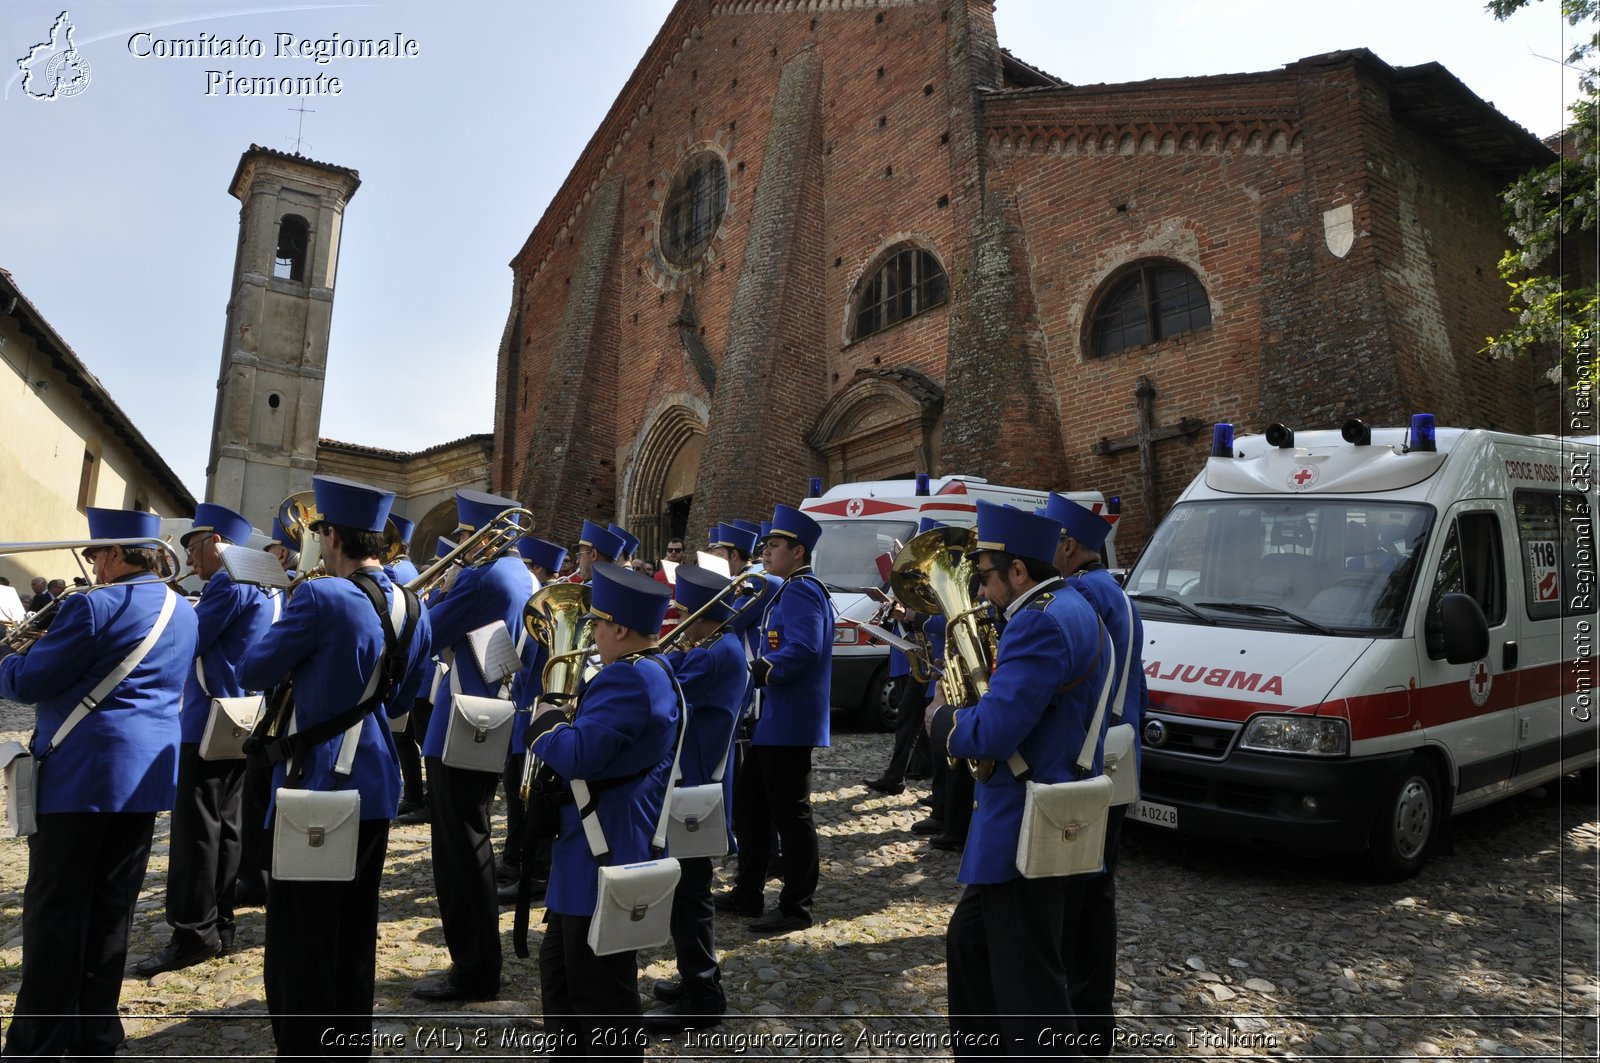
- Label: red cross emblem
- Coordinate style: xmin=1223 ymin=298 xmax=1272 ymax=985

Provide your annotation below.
xmin=1288 ymin=465 xmax=1319 ymax=490
xmin=1468 ymin=660 xmax=1492 ymax=707
xmin=845 ymin=498 xmax=864 ymax=517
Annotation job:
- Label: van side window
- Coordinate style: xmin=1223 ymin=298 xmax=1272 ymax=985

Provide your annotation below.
xmin=1513 ymin=489 xmax=1595 ymax=620
xmin=1429 ymin=512 xmax=1506 ymax=637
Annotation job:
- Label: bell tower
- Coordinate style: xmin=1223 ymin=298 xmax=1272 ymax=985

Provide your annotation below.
xmin=206 ymin=144 xmax=360 ymax=522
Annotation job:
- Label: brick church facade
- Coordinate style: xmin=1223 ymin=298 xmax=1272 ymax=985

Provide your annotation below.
xmin=492 ymin=0 xmax=1556 ymax=560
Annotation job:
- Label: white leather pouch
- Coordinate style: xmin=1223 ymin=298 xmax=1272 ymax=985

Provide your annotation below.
xmin=665 ymin=782 xmax=728 ymax=859
xmin=1102 ymin=722 xmax=1138 ymax=807
xmin=272 ymin=788 xmax=361 ymax=882
xmin=587 ymin=858 xmax=682 ymax=957
xmin=199 ymin=696 xmax=265 ymax=761
xmin=1015 ymin=774 xmax=1114 ymax=879
xmin=441 ymin=694 xmax=517 ymax=773
xmin=0 ymin=741 xmax=38 ymax=838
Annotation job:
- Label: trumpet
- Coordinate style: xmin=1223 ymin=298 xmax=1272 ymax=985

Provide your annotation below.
xmin=0 ymin=537 xmax=187 ymax=653
xmin=890 ymin=525 xmax=1001 ymax=780
xmin=658 ymin=572 xmax=770 ymax=652
xmin=407 ymin=506 xmax=535 ymax=599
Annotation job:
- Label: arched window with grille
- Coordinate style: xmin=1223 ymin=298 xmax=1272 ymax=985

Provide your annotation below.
xmin=660 ymin=152 xmax=728 ymax=268
xmin=852 ymin=245 xmax=948 ymax=341
xmin=1087 ymin=260 xmax=1211 ymax=358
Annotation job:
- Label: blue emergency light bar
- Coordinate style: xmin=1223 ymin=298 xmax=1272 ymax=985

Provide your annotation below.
xmin=809 ymin=477 xmax=823 ymax=498
xmin=1408 ymin=413 xmax=1437 ymax=453
xmin=1210 ymin=422 xmax=1235 ymax=457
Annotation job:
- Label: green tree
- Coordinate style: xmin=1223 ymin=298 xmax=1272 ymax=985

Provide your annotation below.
xmin=1483 ymin=0 xmax=1598 ymax=393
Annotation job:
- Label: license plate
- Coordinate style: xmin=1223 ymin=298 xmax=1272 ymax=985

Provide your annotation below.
xmin=1127 ymin=800 xmax=1179 ymax=829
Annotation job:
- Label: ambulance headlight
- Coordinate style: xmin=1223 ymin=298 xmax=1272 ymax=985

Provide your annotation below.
xmin=1239 ymin=715 xmax=1349 ymax=756
xmin=833 ymin=624 xmax=858 ymax=645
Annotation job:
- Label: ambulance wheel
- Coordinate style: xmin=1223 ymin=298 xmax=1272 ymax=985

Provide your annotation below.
xmin=864 ymin=669 xmax=900 ymax=733
xmin=1368 ymin=757 xmax=1439 ymax=881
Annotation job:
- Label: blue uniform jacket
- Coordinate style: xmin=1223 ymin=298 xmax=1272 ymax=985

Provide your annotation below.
xmin=509 ymin=637 xmax=548 ymax=753
xmin=1 ymin=577 xmax=198 ymax=814
xmin=948 ymin=581 xmax=1111 ymax=884
xmin=664 ymin=631 xmax=746 ymax=850
xmin=531 ymin=652 xmax=679 ymax=917
xmin=1070 ymin=566 xmax=1147 ymax=780
xmin=237 ymin=570 xmax=432 ymax=822
xmin=181 ymin=568 xmax=278 ymax=744
xmin=729 ymin=573 xmax=780 ymax=726
xmin=386 ymin=556 xmax=421 ymax=588
xmin=753 ymin=570 xmax=831 ymax=748
xmin=421 ymin=554 xmax=534 ymax=760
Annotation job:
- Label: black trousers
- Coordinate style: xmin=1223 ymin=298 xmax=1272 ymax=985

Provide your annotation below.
xmin=947 ymin=874 xmax=1092 ymax=1059
xmin=4 ymin=811 xmax=156 ymax=1061
xmin=942 ymin=759 xmax=975 ymax=841
xmin=1065 ymin=808 xmax=1126 ymax=1058
xmin=539 ymin=910 xmax=644 ymax=1060
xmin=166 ymin=742 xmax=246 ymax=950
xmin=238 ymin=752 xmax=275 ymax=897
xmin=426 ymin=756 xmax=502 ymax=994
xmin=731 ymin=744 xmax=818 ymax=916
xmin=265 ymin=818 xmax=390 ymax=1059
xmin=877 ymin=680 xmax=928 ymax=784
xmin=395 ymin=708 xmax=427 ymax=805
xmin=500 ymin=752 xmax=526 ymax=868
xmin=667 ymin=855 xmax=722 ymax=1005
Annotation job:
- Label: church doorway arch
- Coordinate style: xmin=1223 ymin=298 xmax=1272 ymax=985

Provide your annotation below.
xmin=622 ymin=395 xmax=708 ymax=562
xmin=808 ymin=369 xmax=944 ymax=485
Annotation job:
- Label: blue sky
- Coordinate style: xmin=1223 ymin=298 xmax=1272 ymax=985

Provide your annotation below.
xmin=1 ymin=0 xmax=1583 ymax=500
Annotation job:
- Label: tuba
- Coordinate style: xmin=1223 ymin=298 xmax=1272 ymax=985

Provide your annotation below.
xmin=890 ymin=525 xmax=1002 ymax=780
xmin=522 ymin=583 xmax=595 ymax=703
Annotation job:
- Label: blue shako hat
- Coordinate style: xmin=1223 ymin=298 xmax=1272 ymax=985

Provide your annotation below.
xmin=969 ymin=499 xmax=1061 ymax=566
xmin=759 ymin=520 xmax=773 ymax=538
xmin=766 ymin=504 xmax=822 ymax=553
xmin=185 ymin=502 xmax=253 ymax=548
xmin=85 ymin=507 xmax=161 ymax=551
xmin=672 ymin=565 xmax=734 ymax=623
xmin=719 ymin=522 xmax=758 ymax=557
xmin=916 ymin=516 xmax=946 ymax=536
xmin=706 ymin=523 xmax=731 ymax=549
xmin=312 ymin=475 xmax=394 ymax=533
xmin=456 ymin=489 xmax=521 ymax=534
xmin=607 ymin=523 xmax=640 ymax=559
xmin=518 ymin=535 xmax=568 ymax=574
xmin=588 ymin=561 xmax=672 ymax=633
xmin=1044 ymin=493 xmax=1111 ymax=551
xmin=435 ymin=536 xmax=455 ymax=559
xmin=389 ymin=513 xmax=416 ymax=546
xmin=579 ymin=520 xmax=624 ymax=562
xmin=729 ymin=518 xmax=761 ymax=537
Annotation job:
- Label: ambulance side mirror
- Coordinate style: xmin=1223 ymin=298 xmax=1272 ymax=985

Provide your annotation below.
xmin=1426 ymin=592 xmax=1489 ymax=664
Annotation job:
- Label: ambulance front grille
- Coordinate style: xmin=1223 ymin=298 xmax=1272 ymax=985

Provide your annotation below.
xmin=1139 ymin=712 xmax=1238 ymax=760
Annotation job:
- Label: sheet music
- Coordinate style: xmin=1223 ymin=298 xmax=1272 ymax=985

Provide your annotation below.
xmin=216 ymin=542 xmax=291 ymax=588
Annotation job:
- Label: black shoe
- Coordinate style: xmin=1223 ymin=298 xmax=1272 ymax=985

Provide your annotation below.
xmin=396 ymin=796 xmax=426 ymax=818
xmin=917 ymin=795 xmax=936 ymax=807
xmin=411 ymin=973 xmax=498 ymax=1003
xmin=748 ymin=910 xmax=812 ymax=935
xmin=652 ymin=979 xmax=683 ymax=1004
xmin=134 ymin=940 xmax=220 ymax=977
xmin=496 ymin=860 xmax=521 ymax=885
xmin=643 ymin=996 xmax=726 ymax=1031
xmin=864 ymin=776 xmax=905 ymax=795
xmin=713 ymin=891 xmax=762 ymax=918
xmin=396 ymin=805 xmax=430 ymax=826
xmin=929 ymin=834 xmax=965 ymax=851
xmin=911 ymin=816 xmax=944 ymax=835
xmin=233 ymin=878 xmax=267 ymax=907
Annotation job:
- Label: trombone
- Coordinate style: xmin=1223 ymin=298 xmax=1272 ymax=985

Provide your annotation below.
xmin=0 ymin=537 xmax=187 ymax=653
xmin=406 ymin=507 xmax=535 ymax=598
xmin=658 ymin=572 xmax=771 ymax=652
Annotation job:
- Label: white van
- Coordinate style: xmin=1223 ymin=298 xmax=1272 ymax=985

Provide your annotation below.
xmin=799 ymin=475 xmax=1118 ymax=729
xmin=1125 ymin=417 xmax=1597 ymax=878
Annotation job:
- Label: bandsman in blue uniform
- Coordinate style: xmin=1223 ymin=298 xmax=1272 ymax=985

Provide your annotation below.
xmin=266 ymin=516 xmax=300 ymax=577
xmin=138 ymin=503 xmax=277 ymax=978
xmin=385 ymin=513 xmax=421 ymax=586
xmin=940 ymin=500 xmax=1112 ymax=1057
xmin=382 ymin=513 xmax=426 ymax=820
xmin=412 ymin=489 xmax=534 ymax=1003
xmin=1 ymin=507 xmax=198 ymax=1060
xmin=394 ymin=536 xmax=466 ymax=826
xmin=238 ymin=475 xmax=429 ymax=1058
xmin=569 ymin=519 xmax=624 ymax=584
xmin=647 ymin=565 xmax=747 ymax=1029
xmin=723 ymin=504 xmax=831 ymax=934
xmin=1047 ymin=495 xmax=1146 ymax=1057
xmin=495 ymin=534 xmax=565 ymax=901
xmin=868 ymin=516 xmax=944 ymax=798
xmin=608 ymin=522 xmax=639 ymax=567
xmin=529 ymin=562 xmax=678 ymax=1061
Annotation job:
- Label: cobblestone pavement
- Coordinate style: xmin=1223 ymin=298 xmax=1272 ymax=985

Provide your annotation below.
xmin=0 ymin=696 xmax=1596 ymax=1060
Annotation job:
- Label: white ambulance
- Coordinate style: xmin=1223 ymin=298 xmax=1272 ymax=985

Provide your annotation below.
xmin=1125 ymin=416 xmax=1597 ymax=878
xmin=798 ymin=475 xmax=1119 ymax=730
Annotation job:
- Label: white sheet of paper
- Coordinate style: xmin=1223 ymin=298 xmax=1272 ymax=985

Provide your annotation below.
xmin=696 ymin=551 xmax=731 ymax=578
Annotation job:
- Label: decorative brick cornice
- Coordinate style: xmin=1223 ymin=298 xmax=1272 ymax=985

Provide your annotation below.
xmin=710 ymin=0 xmax=936 ymax=14
xmin=987 ymin=120 xmax=1302 ymax=156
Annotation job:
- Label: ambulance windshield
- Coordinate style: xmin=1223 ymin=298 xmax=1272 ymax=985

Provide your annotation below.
xmin=811 ymin=519 xmax=919 ymax=592
xmin=1127 ymin=500 xmax=1433 ymax=634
